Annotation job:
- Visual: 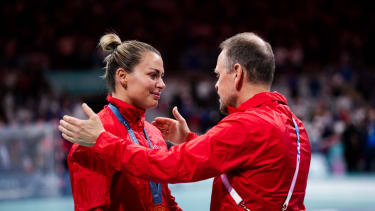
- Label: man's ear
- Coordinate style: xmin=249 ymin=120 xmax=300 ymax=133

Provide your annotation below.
xmin=233 ymin=64 xmax=244 ymax=90
xmin=116 ymin=68 xmax=128 ymax=89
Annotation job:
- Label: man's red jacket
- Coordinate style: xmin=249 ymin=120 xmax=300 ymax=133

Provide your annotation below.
xmin=68 ymin=95 xmax=181 ymax=211
xmin=93 ymin=92 xmax=311 ymax=211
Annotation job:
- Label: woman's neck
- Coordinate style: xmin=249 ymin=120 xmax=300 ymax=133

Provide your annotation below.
xmin=112 ymin=91 xmax=133 ymax=106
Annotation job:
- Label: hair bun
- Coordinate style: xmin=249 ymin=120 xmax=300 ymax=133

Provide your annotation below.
xmin=99 ymin=33 xmax=122 ymax=52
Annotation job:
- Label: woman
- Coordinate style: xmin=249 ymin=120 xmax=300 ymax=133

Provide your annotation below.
xmin=67 ymin=33 xmax=181 ymax=211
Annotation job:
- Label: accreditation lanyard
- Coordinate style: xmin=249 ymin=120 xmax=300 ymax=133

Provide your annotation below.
xmin=220 ymin=117 xmax=301 ymax=211
xmin=108 ymin=103 xmax=163 ymax=205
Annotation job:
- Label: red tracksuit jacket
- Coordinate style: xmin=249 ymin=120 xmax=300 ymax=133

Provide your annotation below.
xmin=92 ymin=92 xmax=311 ymax=211
xmin=68 ymin=95 xmax=181 ymax=211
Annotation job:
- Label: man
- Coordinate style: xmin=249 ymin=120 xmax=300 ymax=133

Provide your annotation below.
xmin=60 ymin=32 xmax=311 ymax=210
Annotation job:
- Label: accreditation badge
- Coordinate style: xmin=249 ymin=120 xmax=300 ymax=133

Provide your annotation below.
xmin=148 ymin=204 xmax=169 ymax=211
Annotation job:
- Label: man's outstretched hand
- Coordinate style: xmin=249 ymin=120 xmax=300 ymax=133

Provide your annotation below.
xmin=152 ymin=106 xmax=190 ymax=145
xmin=58 ymin=103 xmax=104 ymax=146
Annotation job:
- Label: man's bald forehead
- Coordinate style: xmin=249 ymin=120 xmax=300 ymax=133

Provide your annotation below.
xmin=218 ymin=32 xmax=275 ymax=85
xmin=220 ymin=32 xmax=268 ymax=54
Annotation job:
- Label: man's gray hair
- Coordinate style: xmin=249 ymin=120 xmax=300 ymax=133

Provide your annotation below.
xmin=220 ymin=32 xmax=275 ymax=86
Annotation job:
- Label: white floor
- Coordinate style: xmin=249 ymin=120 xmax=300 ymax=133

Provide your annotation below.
xmin=0 ymin=175 xmax=374 ymax=211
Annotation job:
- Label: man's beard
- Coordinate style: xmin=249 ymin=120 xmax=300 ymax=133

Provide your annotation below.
xmin=219 ymin=99 xmax=229 ymax=115
xmin=219 ymin=95 xmax=236 ymax=115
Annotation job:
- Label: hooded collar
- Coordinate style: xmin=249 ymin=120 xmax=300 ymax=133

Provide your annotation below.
xmin=107 ymin=95 xmax=145 ymax=129
xmin=228 ymin=92 xmax=288 ymax=114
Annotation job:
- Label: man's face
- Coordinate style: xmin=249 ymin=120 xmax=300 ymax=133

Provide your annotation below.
xmin=214 ymin=50 xmax=237 ymax=114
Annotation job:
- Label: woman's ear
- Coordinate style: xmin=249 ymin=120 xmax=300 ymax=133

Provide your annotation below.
xmin=233 ymin=64 xmax=244 ymax=90
xmin=116 ymin=68 xmax=128 ymax=89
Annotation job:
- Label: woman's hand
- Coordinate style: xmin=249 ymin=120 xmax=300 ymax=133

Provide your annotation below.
xmin=58 ymin=103 xmax=104 ymax=146
xmin=152 ymin=107 xmax=190 ymax=145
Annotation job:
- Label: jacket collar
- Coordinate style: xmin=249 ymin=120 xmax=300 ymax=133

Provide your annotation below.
xmin=228 ymin=92 xmax=288 ymax=114
xmin=106 ymin=95 xmax=145 ymax=128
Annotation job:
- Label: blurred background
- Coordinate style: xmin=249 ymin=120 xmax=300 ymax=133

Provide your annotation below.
xmin=0 ymin=0 xmax=375 ymax=210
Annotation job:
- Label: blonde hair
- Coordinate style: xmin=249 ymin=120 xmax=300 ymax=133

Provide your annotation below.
xmin=99 ymin=33 xmax=160 ymax=93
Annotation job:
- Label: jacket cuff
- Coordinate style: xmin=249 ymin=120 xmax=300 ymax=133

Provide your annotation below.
xmin=96 ymin=131 xmax=107 ymax=144
xmin=184 ymin=132 xmax=198 ymax=142
xmin=92 ymin=131 xmax=123 ymax=171
xmin=95 ymin=131 xmax=118 ymax=146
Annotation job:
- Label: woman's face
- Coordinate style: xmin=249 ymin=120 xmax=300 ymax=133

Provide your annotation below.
xmin=123 ymin=51 xmax=166 ymax=110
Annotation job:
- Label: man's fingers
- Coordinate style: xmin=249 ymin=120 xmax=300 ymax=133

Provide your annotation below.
xmin=82 ymin=103 xmax=96 ymax=118
xmin=151 ymin=121 xmax=163 ymax=128
xmin=154 ymin=117 xmax=173 ymax=123
xmin=61 ymin=133 xmax=94 ymax=147
xmin=153 ymin=118 xmax=176 ymax=128
xmin=153 ymin=117 xmax=169 ymax=123
xmin=63 ymin=115 xmax=82 ymax=126
xmin=60 ymin=119 xmax=78 ymax=132
xmin=152 ymin=121 xmax=168 ymax=131
xmin=172 ymin=106 xmax=185 ymax=122
xmin=58 ymin=125 xmax=76 ymax=138
xmin=62 ymin=133 xmax=75 ymax=143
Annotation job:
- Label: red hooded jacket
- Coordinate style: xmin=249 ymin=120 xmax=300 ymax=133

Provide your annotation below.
xmin=92 ymin=92 xmax=311 ymax=211
xmin=68 ymin=95 xmax=181 ymax=211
